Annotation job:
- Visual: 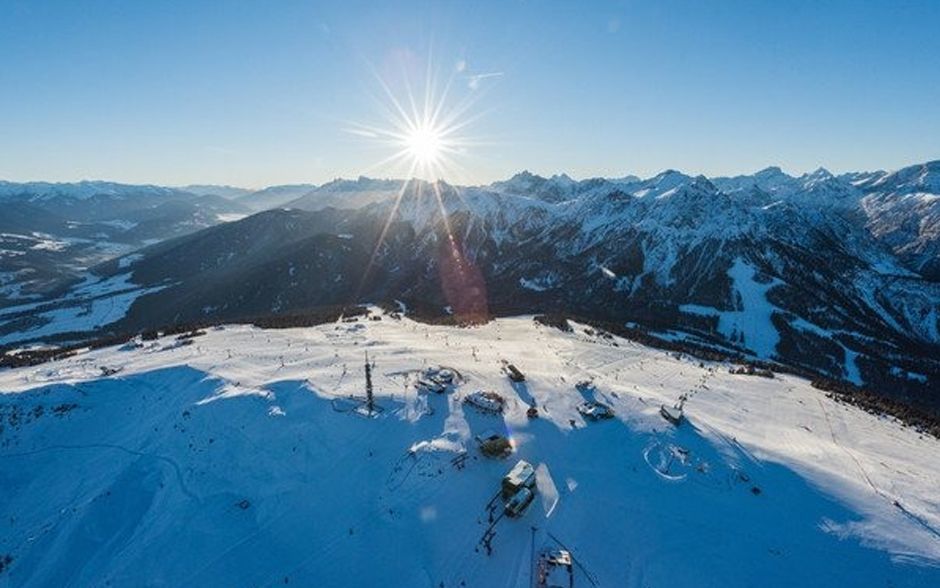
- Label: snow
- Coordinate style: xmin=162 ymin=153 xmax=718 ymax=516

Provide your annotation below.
xmin=518 ymin=275 xmax=559 ymax=292
xmin=681 ymin=259 xmax=782 ymax=358
xmin=0 ymin=232 xmax=73 ymax=253
xmin=844 ymin=347 xmax=863 ymax=385
xmin=0 ymin=272 xmax=40 ymax=303
xmin=117 ymin=253 xmax=144 ymax=269
xmin=721 ymin=259 xmax=782 ymax=357
xmin=890 ymin=367 xmax=929 ymax=384
xmin=216 ymin=213 xmax=248 ymax=223
xmin=67 ymin=273 xmax=139 ymax=299
xmin=791 ymin=317 xmax=831 ymax=338
xmin=97 ymin=219 xmax=139 ymax=230
xmin=0 ymin=313 xmax=938 ymax=586
xmin=28 ymin=237 xmax=69 ymax=252
xmin=0 ymin=180 xmax=183 ymax=202
xmin=0 ymin=287 xmax=159 ymax=346
xmin=790 ymin=318 xmax=864 ymax=384
xmin=0 ymin=273 xmax=167 ymax=345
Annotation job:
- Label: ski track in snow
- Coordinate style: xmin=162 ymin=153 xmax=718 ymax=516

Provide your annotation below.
xmin=0 ymin=311 xmax=938 ymax=587
xmin=680 ymin=257 xmax=783 ymax=359
xmin=0 ymin=443 xmax=198 ymax=502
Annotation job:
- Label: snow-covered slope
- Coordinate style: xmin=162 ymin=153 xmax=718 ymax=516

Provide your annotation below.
xmin=2 ymin=162 xmax=938 ymax=408
xmin=490 ymin=171 xmax=641 ymax=203
xmin=855 ymin=161 xmax=940 ymax=279
xmin=180 ymin=185 xmax=253 ymax=200
xmin=1 ymin=312 xmax=938 ymax=587
xmin=236 ymin=184 xmax=318 ymax=212
xmin=0 ymin=181 xmax=187 ymax=202
xmin=284 ymin=177 xmax=403 ymax=212
xmin=6 ymin=167 xmax=935 ymax=407
xmin=0 ymin=272 xmax=166 ymax=346
xmin=0 ymin=181 xmax=251 ymax=305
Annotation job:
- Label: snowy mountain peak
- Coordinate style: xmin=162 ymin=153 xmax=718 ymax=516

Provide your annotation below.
xmin=490 ymin=170 xmax=581 ymax=203
xmin=651 ymin=169 xmax=688 ymax=183
xmin=755 ymin=165 xmax=786 ymax=177
xmin=613 ymin=174 xmax=642 ymax=184
xmin=493 ymin=170 xmax=543 ymax=189
xmin=869 ymin=160 xmax=940 ymax=195
xmin=712 ymin=167 xmax=798 ymax=196
xmin=650 ymin=175 xmax=720 ymax=204
xmin=0 ymin=180 xmax=187 ymax=202
xmin=630 ymin=169 xmax=694 ymax=198
xmin=802 ymin=167 xmax=835 ymax=187
xmin=315 ymin=177 xmax=402 ymax=193
xmin=752 ymin=166 xmax=797 ymax=186
xmin=180 ymin=184 xmax=252 ymax=199
xmin=548 ymin=172 xmax=576 ymax=186
xmin=513 ymin=169 xmax=539 ymax=180
xmin=691 ymin=174 xmax=717 ymax=191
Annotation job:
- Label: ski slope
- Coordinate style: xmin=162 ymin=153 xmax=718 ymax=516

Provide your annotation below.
xmin=1 ymin=310 xmax=938 ymax=587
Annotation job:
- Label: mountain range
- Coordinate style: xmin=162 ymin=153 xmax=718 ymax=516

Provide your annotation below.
xmin=0 ymin=161 xmax=937 ymax=411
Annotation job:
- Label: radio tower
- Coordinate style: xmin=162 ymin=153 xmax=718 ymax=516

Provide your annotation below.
xmin=364 ymin=351 xmax=374 ymax=415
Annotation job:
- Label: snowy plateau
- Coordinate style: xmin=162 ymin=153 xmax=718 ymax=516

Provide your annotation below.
xmin=1 ymin=310 xmax=939 ymax=587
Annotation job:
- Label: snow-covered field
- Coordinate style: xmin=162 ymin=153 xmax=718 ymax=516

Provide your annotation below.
xmin=0 ymin=273 xmax=166 ymax=346
xmin=1 ymin=311 xmax=938 ymax=587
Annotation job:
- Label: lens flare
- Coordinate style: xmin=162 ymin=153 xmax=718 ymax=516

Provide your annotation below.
xmin=347 ymin=53 xmax=496 ymax=322
xmin=345 ymin=53 xmax=492 ymax=183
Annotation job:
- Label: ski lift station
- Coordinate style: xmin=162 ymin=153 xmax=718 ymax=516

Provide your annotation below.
xmin=502 ymin=460 xmax=536 ymax=498
xmin=501 ymin=459 xmax=537 ymax=517
xmin=416 ymin=377 xmax=447 ymax=394
xmin=476 ymin=430 xmax=513 ymax=458
xmin=465 ymin=390 xmax=506 ymax=414
xmin=577 ymin=400 xmax=614 ymax=420
xmin=415 ymin=366 xmax=458 ymax=394
xmin=660 ymin=403 xmax=684 ymax=425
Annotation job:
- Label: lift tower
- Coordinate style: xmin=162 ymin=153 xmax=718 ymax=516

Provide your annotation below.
xmin=364 ymin=351 xmax=374 ymax=415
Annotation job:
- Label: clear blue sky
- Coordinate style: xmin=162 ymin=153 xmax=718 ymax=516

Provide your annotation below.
xmin=1 ymin=0 xmax=938 ymax=187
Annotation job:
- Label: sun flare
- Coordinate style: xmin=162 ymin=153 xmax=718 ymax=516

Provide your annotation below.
xmin=345 ymin=56 xmax=492 ymax=184
xmin=403 ymin=124 xmax=444 ymax=165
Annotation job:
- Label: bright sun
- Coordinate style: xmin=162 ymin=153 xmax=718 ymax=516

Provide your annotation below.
xmin=346 ymin=55 xmax=495 ymax=299
xmin=403 ymin=125 xmax=444 ymax=165
xmin=345 ymin=56 xmax=489 ymax=183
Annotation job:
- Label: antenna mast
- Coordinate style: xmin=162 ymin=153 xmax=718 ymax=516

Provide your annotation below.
xmin=365 ymin=351 xmax=374 ymax=415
